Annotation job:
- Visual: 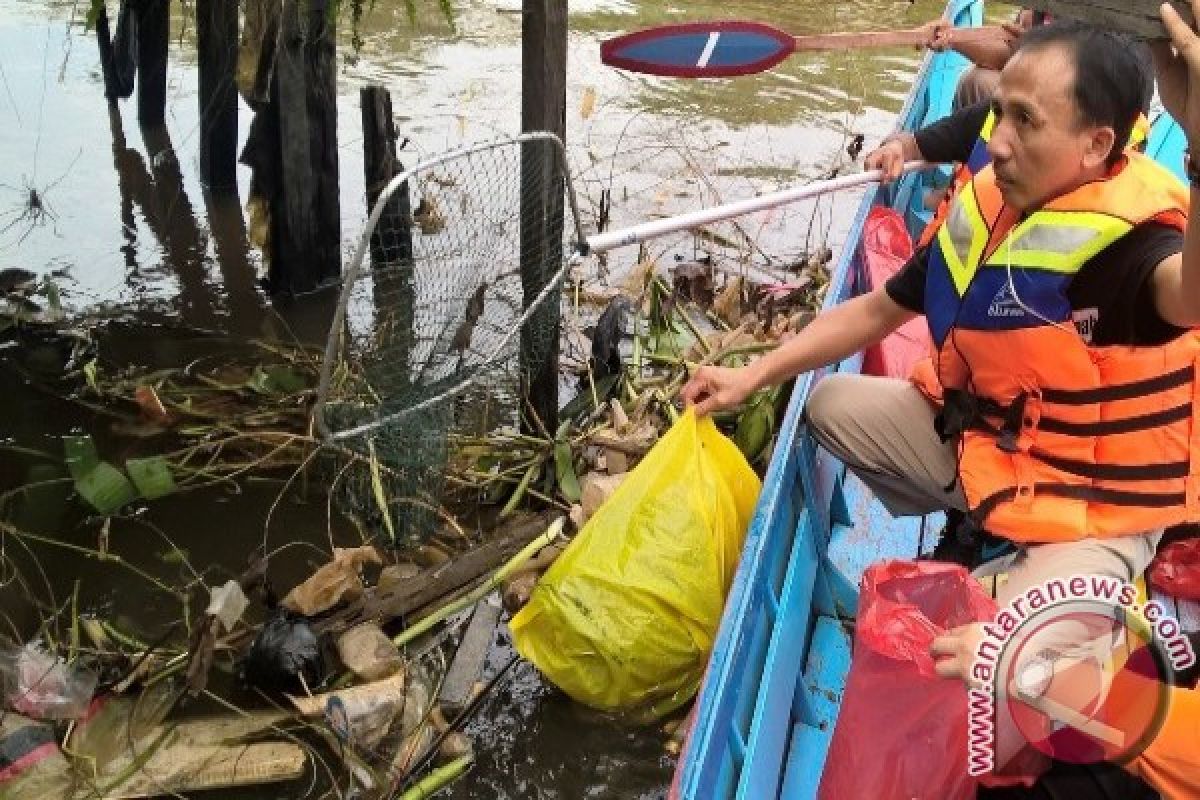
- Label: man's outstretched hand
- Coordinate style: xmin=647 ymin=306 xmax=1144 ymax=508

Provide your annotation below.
xmin=681 ymin=365 xmax=759 ymax=417
xmin=864 ymin=133 xmax=918 ymax=183
xmin=1156 ymin=0 xmax=1200 ymax=149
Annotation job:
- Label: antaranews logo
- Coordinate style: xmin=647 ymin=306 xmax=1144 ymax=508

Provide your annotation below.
xmin=966 ymin=575 xmax=1196 ymax=777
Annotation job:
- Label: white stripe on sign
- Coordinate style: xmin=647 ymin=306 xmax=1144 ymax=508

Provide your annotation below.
xmin=697 ymin=32 xmax=720 ymax=68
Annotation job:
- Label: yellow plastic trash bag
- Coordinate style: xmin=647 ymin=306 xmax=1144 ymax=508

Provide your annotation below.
xmin=510 ymin=409 xmax=761 ymax=720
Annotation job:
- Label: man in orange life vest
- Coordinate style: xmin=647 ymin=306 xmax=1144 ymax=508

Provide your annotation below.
xmin=682 ymin=16 xmax=1200 ymax=796
xmin=685 ymin=18 xmax=1194 ymax=621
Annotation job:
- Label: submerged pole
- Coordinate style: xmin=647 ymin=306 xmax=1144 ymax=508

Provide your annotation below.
xmin=197 ymin=0 xmax=239 ymax=190
xmin=270 ymin=0 xmax=341 ymax=294
xmin=360 ymin=85 xmax=413 ymax=265
xmin=519 ymin=0 xmax=568 ymax=436
xmin=135 ymin=0 xmax=168 ymax=127
xmin=95 ymin=3 xmax=120 ymax=104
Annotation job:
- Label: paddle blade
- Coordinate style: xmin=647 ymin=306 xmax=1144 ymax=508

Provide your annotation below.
xmin=600 ymin=21 xmax=795 ymax=78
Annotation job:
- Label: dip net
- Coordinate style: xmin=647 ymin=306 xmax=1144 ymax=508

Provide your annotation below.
xmin=315 ymin=133 xmax=582 ymax=542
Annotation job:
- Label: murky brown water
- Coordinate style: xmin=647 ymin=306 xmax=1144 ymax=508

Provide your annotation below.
xmin=0 ymin=0 xmax=955 ymax=796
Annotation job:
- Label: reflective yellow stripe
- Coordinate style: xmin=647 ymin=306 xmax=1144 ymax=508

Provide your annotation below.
xmin=1130 ymin=113 xmax=1150 ymax=149
xmin=980 ymin=110 xmax=996 ymax=142
xmin=986 ymin=211 xmax=1132 ymax=274
xmin=937 ymin=187 xmax=989 ymax=296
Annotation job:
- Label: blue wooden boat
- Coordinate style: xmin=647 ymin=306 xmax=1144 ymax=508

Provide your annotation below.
xmin=671 ymin=2 xmax=1194 ymax=798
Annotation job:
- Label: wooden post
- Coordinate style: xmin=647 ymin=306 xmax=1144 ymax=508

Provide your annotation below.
xmin=99 ymin=0 xmax=137 ymax=101
xmin=519 ymin=0 xmax=568 ymax=436
xmin=135 ymin=0 xmax=169 ymax=127
xmin=197 ymin=0 xmax=239 ymax=190
xmin=360 ymin=84 xmax=416 ymax=413
xmin=361 ymin=85 xmax=413 ymax=265
xmin=270 ymin=0 xmax=341 ymax=295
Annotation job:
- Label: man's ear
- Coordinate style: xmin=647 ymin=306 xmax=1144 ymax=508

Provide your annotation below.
xmin=1082 ymin=126 xmax=1117 ymax=169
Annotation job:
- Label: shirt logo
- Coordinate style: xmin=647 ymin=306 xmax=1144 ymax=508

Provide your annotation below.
xmin=987 ymin=284 xmax=1026 ymax=319
xmin=1072 ymin=308 xmax=1099 ymax=344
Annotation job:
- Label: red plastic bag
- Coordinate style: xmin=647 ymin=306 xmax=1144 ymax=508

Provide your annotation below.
xmin=818 ymin=560 xmax=999 ymax=800
xmin=1149 ymin=537 xmax=1200 ymax=600
xmin=860 ymin=207 xmax=933 ymax=379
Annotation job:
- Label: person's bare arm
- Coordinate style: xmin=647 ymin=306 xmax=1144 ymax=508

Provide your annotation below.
xmin=1151 ymin=1 xmax=1200 ymax=327
xmin=925 ymin=19 xmax=1019 ymax=70
xmin=681 ymin=288 xmax=916 ymax=416
xmin=949 ymin=30 xmax=1017 ymax=70
xmin=1151 ymin=248 xmax=1200 ymax=328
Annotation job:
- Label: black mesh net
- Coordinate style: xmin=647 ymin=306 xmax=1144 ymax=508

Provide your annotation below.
xmin=316 ymin=133 xmax=580 ymax=542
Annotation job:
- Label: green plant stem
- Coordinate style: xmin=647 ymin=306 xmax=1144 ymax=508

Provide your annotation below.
xmin=499 ymin=459 xmax=542 ymax=519
xmin=399 ymin=755 xmax=473 ymax=800
xmin=0 ymin=444 xmax=57 ymax=461
xmin=0 ymin=521 xmax=185 ymax=601
xmin=392 ymin=518 xmax=565 ymax=648
xmin=70 ymin=580 xmax=80 ymax=663
xmin=652 ymin=277 xmax=711 ymax=356
xmin=676 ymin=306 xmax=712 ymax=355
xmin=101 ymin=620 xmax=150 ymax=652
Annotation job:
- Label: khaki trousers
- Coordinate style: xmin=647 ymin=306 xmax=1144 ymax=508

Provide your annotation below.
xmin=804 ymin=373 xmax=1161 ymax=607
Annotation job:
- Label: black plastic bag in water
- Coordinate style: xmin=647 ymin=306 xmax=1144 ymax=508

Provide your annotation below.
xmin=589 ymin=296 xmax=629 ymax=382
xmin=242 ymin=610 xmax=325 ymax=694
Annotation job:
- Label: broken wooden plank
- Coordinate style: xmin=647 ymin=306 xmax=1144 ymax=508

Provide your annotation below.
xmin=437 ymin=595 xmax=503 ymax=717
xmin=106 ymin=742 xmax=307 ymax=798
xmin=1021 ymin=0 xmax=1194 ymax=38
xmin=313 ymin=511 xmax=560 ymax=635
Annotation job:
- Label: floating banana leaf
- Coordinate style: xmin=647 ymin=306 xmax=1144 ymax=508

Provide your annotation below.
xmin=64 ymin=435 xmax=100 ymax=480
xmin=126 ymin=456 xmax=177 ymax=500
xmin=75 ymin=461 xmax=138 ymax=514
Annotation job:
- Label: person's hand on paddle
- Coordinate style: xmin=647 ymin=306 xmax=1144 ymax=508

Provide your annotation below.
xmin=865 ymin=132 xmax=919 ymax=183
xmin=1155 ymin=1 xmax=1200 ymax=149
xmin=682 ymin=365 xmax=759 ymax=417
xmin=919 ymin=18 xmax=955 ymax=52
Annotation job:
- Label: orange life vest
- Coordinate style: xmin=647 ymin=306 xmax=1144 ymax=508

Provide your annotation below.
xmin=910 ymin=152 xmax=1198 ymax=543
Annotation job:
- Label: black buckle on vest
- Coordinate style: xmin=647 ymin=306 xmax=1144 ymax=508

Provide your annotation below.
xmin=935 ymin=389 xmax=980 ymax=443
xmin=996 ymin=391 xmax=1028 ymax=454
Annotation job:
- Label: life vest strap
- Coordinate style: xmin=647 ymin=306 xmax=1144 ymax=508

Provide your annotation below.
xmin=1040 ymin=365 xmax=1194 ymax=406
xmin=939 ymin=386 xmax=1195 ymax=445
xmin=972 ymin=484 xmax=1188 ymax=526
xmin=996 ymin=391 xmax=1028 ymax=454
xmin=935 ymin=388 xmax=1005 ymax=441
xmin=1038 ymin=403 xmax=1193 ymax=437
xmin=1028 ymin=450 xmax=1191 ymax=482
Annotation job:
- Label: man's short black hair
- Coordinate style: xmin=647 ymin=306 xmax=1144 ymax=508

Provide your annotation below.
xmin=1017 ymin=22 xmax=1153 ymax=166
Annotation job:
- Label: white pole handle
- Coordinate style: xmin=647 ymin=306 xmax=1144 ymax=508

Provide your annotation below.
xmin=581 ymin=160 xmax=931 ymax=255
